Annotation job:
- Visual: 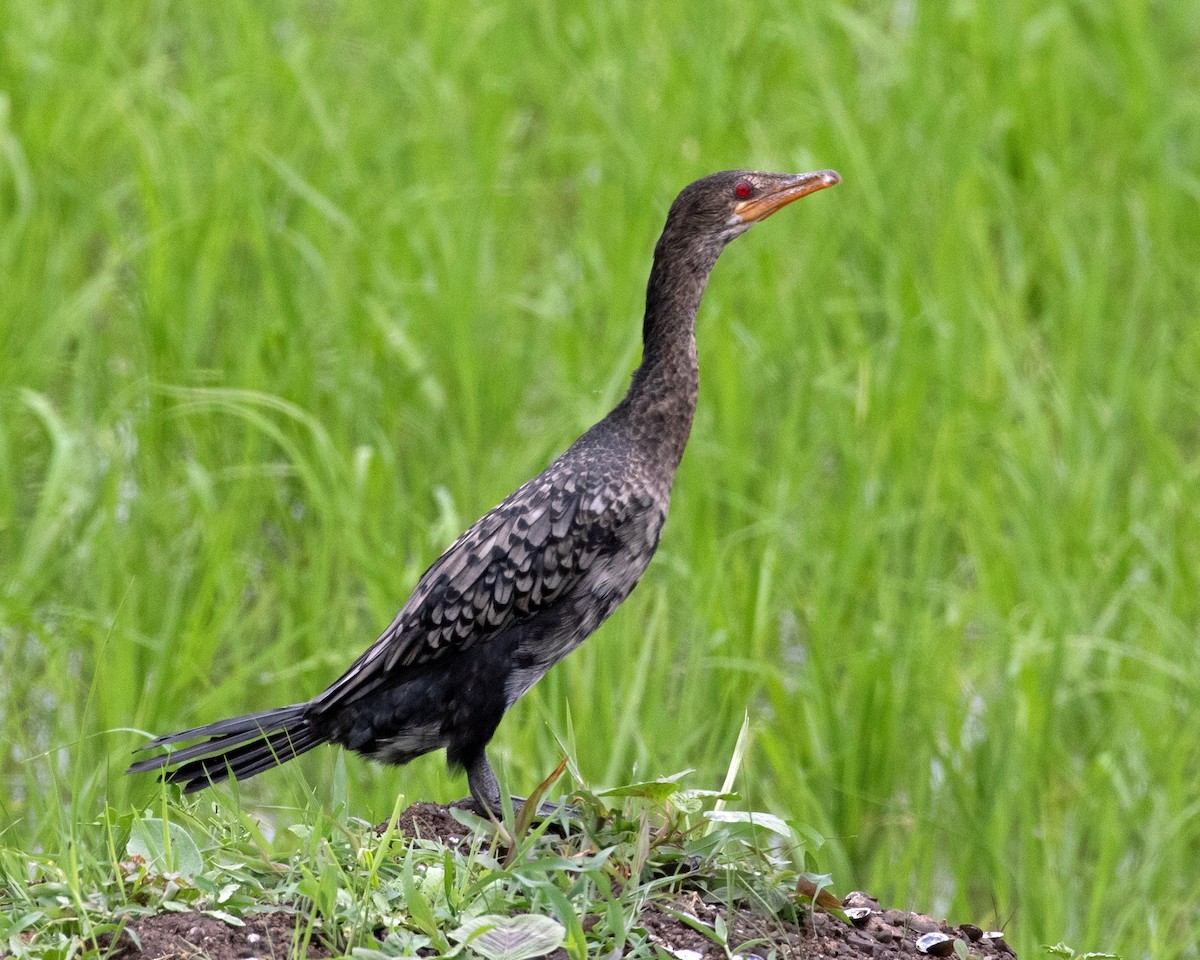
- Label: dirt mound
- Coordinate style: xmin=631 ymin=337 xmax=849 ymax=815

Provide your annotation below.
xmin=108 ymin=803 xmax=1016 ymax=960
xmin=109 ymin=899 xmax=1014 ymax=960
xmin=386 ymin=798 xmax=475 ymax=844
xmin=634 ymin=890 xmax=1016 ymax=959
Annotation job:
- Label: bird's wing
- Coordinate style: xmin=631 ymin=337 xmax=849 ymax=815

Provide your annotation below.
xmin=311 ymin=465 xmax=654 ymax=713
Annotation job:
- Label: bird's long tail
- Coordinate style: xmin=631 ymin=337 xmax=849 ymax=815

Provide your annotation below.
xmin=127 ymin=703 xmax=323 ymax=794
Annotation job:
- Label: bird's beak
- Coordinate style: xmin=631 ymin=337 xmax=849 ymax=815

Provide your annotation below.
xmin=734 ymin=170 xmax=841 ymax=224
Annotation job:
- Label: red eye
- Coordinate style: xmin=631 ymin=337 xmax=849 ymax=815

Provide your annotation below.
xmin=734 ymin=181 xmax=753 ymax=199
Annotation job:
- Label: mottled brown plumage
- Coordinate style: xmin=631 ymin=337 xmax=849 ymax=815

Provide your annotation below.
xmin=128 ymin=168 xmax=840 ymax=813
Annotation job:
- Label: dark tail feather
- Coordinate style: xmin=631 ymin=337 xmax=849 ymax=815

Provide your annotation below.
xmin=127 ymin=704 xmax=324 ymax=794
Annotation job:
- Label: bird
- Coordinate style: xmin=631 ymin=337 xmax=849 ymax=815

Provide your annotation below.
xmin=128 ymin=168 xmax=841 ymax=815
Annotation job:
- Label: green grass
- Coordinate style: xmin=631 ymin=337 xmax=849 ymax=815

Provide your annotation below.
xmin=1 ymin=770 xmax=840 ymax=959
xmin=2 ymin=0 xmax=1199 ymax=956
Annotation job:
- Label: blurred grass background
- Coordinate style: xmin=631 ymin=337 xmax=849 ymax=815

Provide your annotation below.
xmin=2 ymin=0 xmax=1199 ymax=954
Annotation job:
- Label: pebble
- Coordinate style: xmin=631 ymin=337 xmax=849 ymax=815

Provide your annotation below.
xmin=872 ymin=924 xmax=896 ymax=943
xmin=844 ymin=891 xmax=882 ymax=911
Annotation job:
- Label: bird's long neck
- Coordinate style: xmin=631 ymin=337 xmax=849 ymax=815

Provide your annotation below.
xmin=613 ymin=231 xmax=721 ymax=472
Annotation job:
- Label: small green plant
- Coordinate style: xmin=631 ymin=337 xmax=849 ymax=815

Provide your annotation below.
xmin=1043 ymin=943 xmax=1121 ymax=960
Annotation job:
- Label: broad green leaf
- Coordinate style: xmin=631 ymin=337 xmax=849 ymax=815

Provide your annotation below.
xmin=451 ymin=914 xmax=566 ymax=960
xmin=597 ymin=770 xmax=694 ymax=800
xmin=126 ymin=816 xmax=204 ymax=879
xmin=702 ymin=810 xmax=795 ymax=840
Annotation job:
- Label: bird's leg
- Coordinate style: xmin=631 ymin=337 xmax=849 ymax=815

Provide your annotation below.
xmin=462 ymin=750 xmax=573 ymax=820
xmin=465 ymin=751 xmax=503 ymax=817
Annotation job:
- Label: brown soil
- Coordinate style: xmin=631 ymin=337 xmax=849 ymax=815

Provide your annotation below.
xmin=385 ymin=799 xmax=475 ymax=844
xmin=104 ymin=910 xmax=331 ymax=960
xmin=633 ymin=890 xmax=1017 ymax=959
xmin=106 ymin=803 xmax=1017 ymax=960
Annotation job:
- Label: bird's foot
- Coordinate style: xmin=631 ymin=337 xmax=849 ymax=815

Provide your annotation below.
xmin=454 ymin=794 xmax=577 ymax=821
xmin=520 ymin=796 xmax=579 ymax=820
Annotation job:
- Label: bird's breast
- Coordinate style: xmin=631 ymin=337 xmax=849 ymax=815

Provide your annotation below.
xmin=501 ymin=495 xmax=666 ymax=707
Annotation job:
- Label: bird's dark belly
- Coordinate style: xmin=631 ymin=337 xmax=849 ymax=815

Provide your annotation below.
xmin=328 ymin=640 xmax=516 ymax=767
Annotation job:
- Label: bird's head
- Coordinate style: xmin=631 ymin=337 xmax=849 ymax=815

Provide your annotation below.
xmin=663 ymin=169 xmax=841 ymax=250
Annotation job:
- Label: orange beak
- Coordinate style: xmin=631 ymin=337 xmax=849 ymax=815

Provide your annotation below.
xmin=734 ymin=170 xmax=841 ymax=224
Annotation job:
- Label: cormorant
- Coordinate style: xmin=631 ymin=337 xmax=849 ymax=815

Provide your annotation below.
xmin=128 ymin=168 xmax=841 ymax=814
